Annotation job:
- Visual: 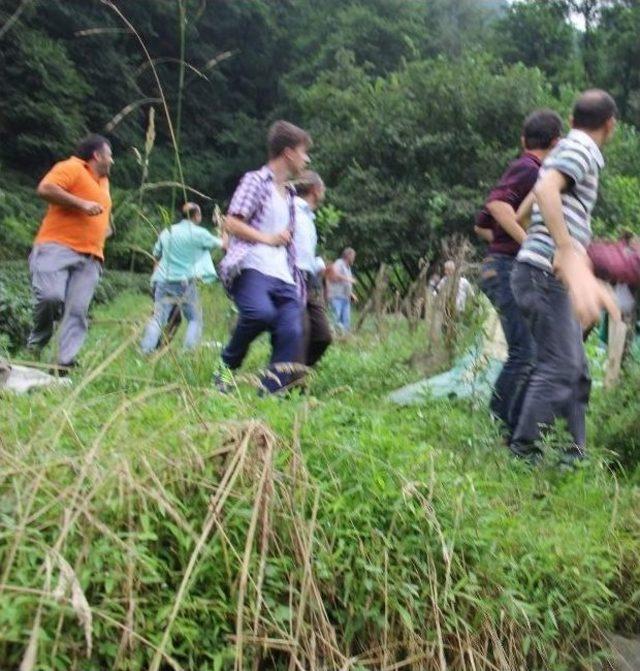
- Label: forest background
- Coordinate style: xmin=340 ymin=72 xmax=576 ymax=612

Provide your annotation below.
xmin=1 ymin=0 xmax=640 ymax=278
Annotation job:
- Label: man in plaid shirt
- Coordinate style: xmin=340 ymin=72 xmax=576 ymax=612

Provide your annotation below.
xmin=217 ymin=120 xmax=311 ymax=393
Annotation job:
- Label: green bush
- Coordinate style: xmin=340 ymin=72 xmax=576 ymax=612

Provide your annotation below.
xmin=590 ymin=361 xmax=640 ymax=471
xmin=0 ymin=260 xmax=148 ymax=352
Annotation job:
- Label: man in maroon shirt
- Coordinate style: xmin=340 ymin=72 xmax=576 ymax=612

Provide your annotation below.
xmin=475 ymin=109 xmax=563 ymax=440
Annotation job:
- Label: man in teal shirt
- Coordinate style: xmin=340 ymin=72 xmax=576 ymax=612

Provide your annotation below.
xmin=140 ymin=202 xmax=221 ymax=353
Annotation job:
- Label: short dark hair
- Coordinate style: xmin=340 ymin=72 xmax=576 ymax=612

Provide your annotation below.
xmin=572 ymin=89 xmax=618 ymax=130
xmin=294 ymin=170 xmax=323 ymax=197
xmin=522 ymin=109 xmax=563 ymax=150
xmin=75 ymin=134 xmax=111 ymax=161
xmin=267 ymin=120 xmax=311 ymax=159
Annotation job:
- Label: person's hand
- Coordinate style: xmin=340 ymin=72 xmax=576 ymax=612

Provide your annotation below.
xmin=264 ymin=230 xmax=292 ymax=247
xmin=81 ymin=200 xmax=104 ymax=216
xmin=351 ymin=292 xmax=359 ymax=303
xmin=554 ymin=244 xmax=620 ymax=328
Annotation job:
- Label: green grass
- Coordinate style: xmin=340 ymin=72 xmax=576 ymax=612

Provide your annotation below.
xmin=1 ymin=286 xmax=639 ymax=670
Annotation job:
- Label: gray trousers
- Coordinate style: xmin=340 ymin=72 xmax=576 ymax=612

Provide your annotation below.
xmin=510 ymin=261 xmax=591 ymax=457
xmin=27 ymin=242 xmax=102 ymax=365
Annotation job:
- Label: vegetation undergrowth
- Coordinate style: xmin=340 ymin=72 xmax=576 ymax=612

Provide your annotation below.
xmin=1 ymin=287 xmax=639 ymax=671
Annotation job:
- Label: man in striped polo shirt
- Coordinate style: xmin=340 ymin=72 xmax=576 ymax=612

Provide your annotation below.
xmin=509 ymin=90 xmax=618 ymax=464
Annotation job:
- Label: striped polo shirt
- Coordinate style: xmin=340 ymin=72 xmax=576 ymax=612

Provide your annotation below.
xmin=517 ymin=129 xmax=605 ymax=272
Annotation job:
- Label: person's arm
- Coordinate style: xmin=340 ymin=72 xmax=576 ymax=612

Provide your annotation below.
xmin=329 ymin=260 xmax=354 ymax=283
xmin=474 ymin=225 xmax=494 ymax=243
xmin=485 ymin=200 xmax=527 ymax=245
xmin=224 ymin=214 xmax=290 ymax=246
xmin=37 ymin=181 xmax=103 ymax=215
xmin=199 ymin=228 xmax=223 ymax=250
xmin=535 ymin=169 xmax=619 ymax=326
xmin=516 ymin=191 xmax=536 ymax=229
xmin=224 ymin=172 xmax=290 ymax=247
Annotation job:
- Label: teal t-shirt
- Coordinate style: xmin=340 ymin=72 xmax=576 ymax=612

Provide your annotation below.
xmin=151 ymin=219 xmax=222 ymax=284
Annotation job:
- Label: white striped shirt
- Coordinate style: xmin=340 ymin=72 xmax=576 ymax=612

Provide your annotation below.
xmin=517 ymin=129 xmax=605 ymax=271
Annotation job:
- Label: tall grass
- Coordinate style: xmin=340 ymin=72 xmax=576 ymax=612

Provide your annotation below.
xmin=1 ymin=288 xmax=639 ymax=670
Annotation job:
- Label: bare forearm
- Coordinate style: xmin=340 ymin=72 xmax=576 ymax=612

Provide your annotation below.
xmin=335 ymin=273 xmax=352 ymax=283
xmin=516 ymin=191 xmax=535 ymax=229
xmin=37 ymin=183 xmax=86 ymax=210
xmin=474 ymin=225 xmax=494 ymax=243
xmin=486 ymin=201 xmax=526 ymax=244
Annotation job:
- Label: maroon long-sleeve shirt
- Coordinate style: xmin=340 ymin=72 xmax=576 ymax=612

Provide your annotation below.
xmin=476 ymin=152 xmax=541 ymax=256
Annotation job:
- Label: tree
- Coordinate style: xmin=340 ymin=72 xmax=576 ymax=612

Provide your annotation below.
xmin=490 ymin=0 xmax=582 ymax=89
xmin=0 ymin=25 xmax=90 ymax=171
xmin=592 ymin=1 xmax=640 ymax=125
xmin=301 ymin=53 xmax=558 ymax=268
xmin=565 ymin=0 xmax=612 ymax=82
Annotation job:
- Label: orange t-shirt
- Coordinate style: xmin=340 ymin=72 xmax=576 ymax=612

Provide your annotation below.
xmin=35 ymin=156 xmax=112 ymax=260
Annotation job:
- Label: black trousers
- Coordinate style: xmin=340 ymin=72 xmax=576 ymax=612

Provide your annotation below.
xmin=302 ymin=284 xmax=332 ymax=367
xmin=510 ymin=261 xmax=591 ymax=456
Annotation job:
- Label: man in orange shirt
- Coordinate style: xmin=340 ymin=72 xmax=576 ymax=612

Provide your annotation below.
xmin=27 ymin=134 xmax=114 ymax=372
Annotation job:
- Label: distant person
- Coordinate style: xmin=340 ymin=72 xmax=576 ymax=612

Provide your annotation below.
xmin=510 ymin=89 xmax=620 ymax=464
xmin=140 ymin=202 xmax=221 ymax=353
xmin=475 ymin=108 xmax=562 ymax=439
xmin=294 ymin=170 xmax=332 ymax=366
xmin=327 ymin=247 xmax=357 ymax=332
xmin=26 ymin=134 xmax=114 ymax=374
xmin=436 ymin=260 xmax=472 ymax=313
xmin=217 ymin=120 xmax=311 ymax=393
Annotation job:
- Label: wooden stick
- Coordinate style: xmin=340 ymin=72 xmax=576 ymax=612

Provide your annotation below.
xmin=604 ymin=319 xmax=628 ymax=389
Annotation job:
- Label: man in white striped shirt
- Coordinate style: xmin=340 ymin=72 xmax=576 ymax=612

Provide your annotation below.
xmin=510 ymin=90 xmax=618 ymax=464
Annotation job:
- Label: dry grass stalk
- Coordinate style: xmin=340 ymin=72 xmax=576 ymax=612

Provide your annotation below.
xmin=141 ymin=181 xmax=213 ymax=200
xmin=402 ymin=259 xmax=431 ymax=332
xmin=100 ymin=0 xmax=187 ymax=200
xmin=75 ymin=27 xmax=131 ymax=37
xmin=149 ymin=422 xmax=260 ymax=671
xmin=50 ymin=550 xmax=93 ymax=657
xmin=104 ymin=97 xmax=162 ymax=133
xmin=134 ymin=56 xmax=211 ymax=81
xmin=0 ymin=0 xmax=33 ymax=41
xmin=234 ymin=427 xmax=275 ymax=670
xmin=355 ymin=263 xmax=389 ymax=331
xmin=18 ymin=554 xmax=52 ymax=671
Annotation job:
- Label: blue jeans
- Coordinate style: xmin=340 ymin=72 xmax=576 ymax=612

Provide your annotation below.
xmin=481 ymin=254 xmax=535 ymax=435
xmin=222 ymin=269 xmax=303 ymax=393
xmin=510 ymin=261 xmax=591 ymax=458
xmin=140 ymin=280 xmax=202 ymax=353
xmin=330 ymin=297 xmax=351 ymax=332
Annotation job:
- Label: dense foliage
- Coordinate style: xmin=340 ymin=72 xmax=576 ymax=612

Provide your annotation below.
xmin=1 ymin=0 xmax=640 ymax=272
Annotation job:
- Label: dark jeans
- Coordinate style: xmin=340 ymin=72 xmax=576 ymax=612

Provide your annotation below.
xmin=302 ymin=278 xmax=332 ymax=367
xmin=510 ymin=261 xmax=591 ymax=457
xmin=222 ymin=269 xmax=303 ymax=393
xmin=480 ymin=254 xmax=535 ymax=435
